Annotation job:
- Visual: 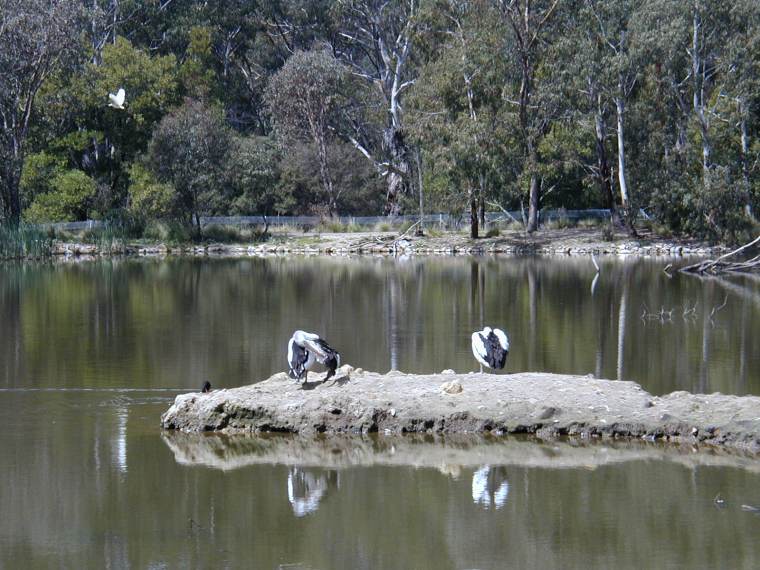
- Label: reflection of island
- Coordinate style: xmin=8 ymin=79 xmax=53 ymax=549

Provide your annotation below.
xmin=471 ymin=466 xmax=509 ymax=510
xmin=160 ymin=431 xmax=760 ymax=473
xmin=287 ymin=468 xmax=339 ymax=517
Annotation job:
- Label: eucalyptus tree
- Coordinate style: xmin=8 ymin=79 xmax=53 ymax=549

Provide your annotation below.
xmin=557 ymin=0 xmax=642 ymax=232
xmin=147 ymin=100 xmax=231 ymax=236
xmin=0 ymin=0 xmax=85 ymax=225
xmin=554 ymin=3 xmax=617 ymax=223
xmin=409 ymin=0 xmax=506 ymax=237
xmin=332 ymin=0 xmax=421 ymax=215
xmin=496 ymin=0 xmax=564 ymax=232
xmin=720 ymin=0 xmax=760 ymax=217
xmin=32 ymin=37 xmax=179 ymax=215
xmin=637 ymin=0 xmax=731 ymax=175
xmin=265 ymin=50 xmax=354 ymax=215
xmin=584 ymin=0 xmax=642 ymax=217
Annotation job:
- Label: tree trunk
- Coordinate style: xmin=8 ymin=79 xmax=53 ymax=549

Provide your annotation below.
xmin=478 ymin=173 xmax=486 ymax=230
xmin=415 ymin=148 xmax=424 ymax=234
xmin=614 ymin=95 xmax=630 ymax=208
xmin=383 ymin=128 xmax=408 ymax=216
xmin=0 ymin=158 xmax=22 ymax=227
xmin=316 ymin=136 xmax=337 ymax=216
xmin=739 ymin=100 xmax=754 ymax=220
xmin=593 ymin=92 xmax=618 ymax=224
xmin=526 ymin=170 xmax=540 ymax=233
xmin=469 ymin=185 xmax=479 ymax=239
xmin=692 ymin=9 xmax=711 ymax=176
xmin=195 ymin=211 xmax=202 ymax=239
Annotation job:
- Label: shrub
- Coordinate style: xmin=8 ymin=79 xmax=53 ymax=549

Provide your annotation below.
xmin=25 ymin=169 xmax=96 ymax=222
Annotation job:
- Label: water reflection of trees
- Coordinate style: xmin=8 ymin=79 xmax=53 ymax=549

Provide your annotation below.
xmin=0 ymin=256 xmax=758 ymax=394
xmin=7 ymin=417 xmax=760 ymax=568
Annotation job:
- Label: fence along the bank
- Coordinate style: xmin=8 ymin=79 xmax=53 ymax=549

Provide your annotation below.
xmin=44 ymin=209 xmax=623 ymax=232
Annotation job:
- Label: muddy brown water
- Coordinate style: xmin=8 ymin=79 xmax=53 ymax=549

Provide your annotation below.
xmin=1 ymin=255 xmax=759 ymax=568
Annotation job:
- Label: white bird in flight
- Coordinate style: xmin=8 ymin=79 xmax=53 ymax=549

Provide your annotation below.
xmin=108 ymin=88 xmax=126 ymax=110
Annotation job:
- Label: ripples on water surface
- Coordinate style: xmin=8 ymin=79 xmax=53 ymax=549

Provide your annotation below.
xmin=1 ymin=256 xmax=759 ymax=568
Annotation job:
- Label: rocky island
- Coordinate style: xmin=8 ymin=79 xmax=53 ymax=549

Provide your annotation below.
xmin=161 ymin=366 xmax=760 ymax=454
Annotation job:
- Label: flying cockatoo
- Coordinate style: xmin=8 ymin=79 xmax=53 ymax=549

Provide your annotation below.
xmin=108 ymin=88 xmax=126 ymax=110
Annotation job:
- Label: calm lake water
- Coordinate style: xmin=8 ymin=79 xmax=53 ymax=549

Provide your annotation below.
xmin=1 ymin=255 xmax=759 ymax=568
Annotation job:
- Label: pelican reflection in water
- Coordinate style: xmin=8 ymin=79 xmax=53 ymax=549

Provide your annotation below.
xmin=471 ymin=466 xmax=510 ymax=509
xmin=287 ymin=468 xmax=339 ymax=517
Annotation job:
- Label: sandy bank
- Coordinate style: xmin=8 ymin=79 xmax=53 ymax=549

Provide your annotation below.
xmin=160 ymin=367 xmax=760 ymax=454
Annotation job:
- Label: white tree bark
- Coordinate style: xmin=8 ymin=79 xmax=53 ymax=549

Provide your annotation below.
xmin=615 ymin=95 xmax=629 ymax=207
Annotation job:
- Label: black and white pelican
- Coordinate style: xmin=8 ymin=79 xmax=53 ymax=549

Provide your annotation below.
xmin=471 ymin=327 xmax=509 ymax=372
xmin=287 ymin=330 xmax=340 ymax=383
xmin=287 ymin=467 xmax=339 ymax=517
xmin=472 ymin=465 xmax=510 ymax=510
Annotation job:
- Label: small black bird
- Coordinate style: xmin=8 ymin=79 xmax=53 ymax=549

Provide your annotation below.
xmin=201 ymin=381 xmax=212 ymax=393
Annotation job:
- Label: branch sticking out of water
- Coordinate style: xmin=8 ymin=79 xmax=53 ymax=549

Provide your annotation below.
xmin=680 ymin=235 xmax=760 ymax=275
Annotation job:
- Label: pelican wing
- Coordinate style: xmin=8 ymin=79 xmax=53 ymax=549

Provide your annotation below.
xmin=484 ymin=332 xmax=507 ymax=369
xmin=288 ymin=337 xmax=312 ymax=379
xmin=493 ymin=328 xmax=509 ymax=352
xmin=471 ymin=332 xmax=490 ymax=368
xmin=302 ymin=338 xmax=338 ymax=364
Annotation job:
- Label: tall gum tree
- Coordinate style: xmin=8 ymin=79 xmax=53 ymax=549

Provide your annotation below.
xmin=265 ymin=50 xmax=352 ymax=215
xmin=332 ymin=0 xmax=419 ymax=215
xmin=409 ymin=0 xmax=505 ymax=238
xmin=497 ymin=0 xmax=562 ymax=233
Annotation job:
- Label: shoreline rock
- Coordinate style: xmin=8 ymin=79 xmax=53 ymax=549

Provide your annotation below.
xmin=48 ymin=228 xmax=729 ymax=259
xmin=160 ymin=367 xmax=760 ymax=454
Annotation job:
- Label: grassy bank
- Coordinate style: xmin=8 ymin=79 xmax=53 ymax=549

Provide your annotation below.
xmin=0 ymin=224 xmax=53 ymax=260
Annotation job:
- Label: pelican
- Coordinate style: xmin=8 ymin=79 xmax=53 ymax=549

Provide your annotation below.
xmin=288 ymin=330 xmax=340 ymax=383
xmin=471 ymin=326 xmax=509 ymax=372
xmin=472 ymin=466 xmax=510 ymax=509
xmin=108 ymin=87 xmax=126 ymax=109
xmin=287 ymin=468 xmax=338 ymax=517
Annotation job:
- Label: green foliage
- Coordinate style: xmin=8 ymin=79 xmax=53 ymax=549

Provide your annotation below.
xmin=25 ymin=170 xmax=96 ymax=222
xmin=225 ymin=135 xmax=281 ymax=215
xmin=128 ymin=162 xmax=174 ymax=219
xmin=179 ymin=26 xmax=217 ymax=99
xmin=685 ymin=167 xmax=753 ymax=243
xmin=142 ymin=220 xmax=192 ymax=244
xmin=147 ymin=99 xmax=231 ymax=233
xmin=19 ymin=152 xmax=66 ymax=209
xmin=3 ymin=0 xmax=760 ymax=243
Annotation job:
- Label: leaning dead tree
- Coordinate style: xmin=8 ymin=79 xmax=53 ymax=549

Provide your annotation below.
xmin=680 ymin=235 xmax=760 ymax=275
